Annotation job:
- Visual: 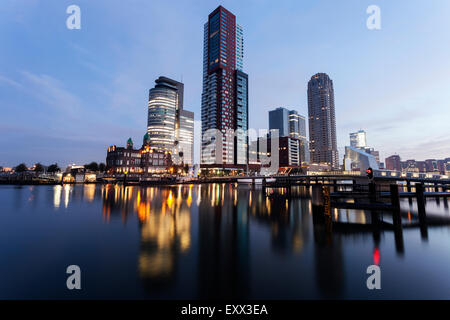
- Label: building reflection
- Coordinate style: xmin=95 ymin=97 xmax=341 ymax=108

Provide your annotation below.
xmin=196 ymin=184 xmax=313 ymax=298
xmin=138 ymin=187 xmax=191 ymax=292
xmin=197 ymin=183 xmax=250 ymax=299
xmin=101 ymin=184 xmax=192 ymax=293
xmin=251 ymin=186 xmax=310 ymax=255
xmin=38 ymin=182 xmax=450 ymax=298
xmin=101 ymin=185 xmax=136 ymax=223
xmin=53 ymin=185 xmax=62 ymax=208
xmin=83 ymin=184 xmax=96 ymax=203
xmin=311 ymin=197 xmax=345 ymax=299
xmin=51 ymin=184 xmax=73 ymax=209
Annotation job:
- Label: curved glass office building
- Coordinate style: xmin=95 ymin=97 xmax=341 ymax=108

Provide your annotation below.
xmin=147 ymin=77 xmax=182 ymax=153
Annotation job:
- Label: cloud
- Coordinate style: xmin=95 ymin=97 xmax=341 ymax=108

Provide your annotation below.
xmin=20 ymin=71 xmax=82 ymax=116
xmin=0 ymin=74 xmax=23 ymax=89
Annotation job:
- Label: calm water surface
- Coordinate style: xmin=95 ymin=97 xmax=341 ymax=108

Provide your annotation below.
xmin=1 ymin=183 xmax=450 ymax=299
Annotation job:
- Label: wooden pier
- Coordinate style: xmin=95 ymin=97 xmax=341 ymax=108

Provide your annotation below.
xmin=260 ymin=174 xmax=450 ymax=248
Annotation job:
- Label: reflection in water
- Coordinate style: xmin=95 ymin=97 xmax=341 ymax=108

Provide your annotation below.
xmin=53 ymin=185 xmax=61 ymax=208
xmin=64 ymin=185 xmax=71 ymax=208
xmin=83 ymin=184 xmax=96 ymax=203
xmin=198 ymin=183 xmax=250 ymax=299
xmin=31 ymin=183 xmax=450 ymax=298
xmin=100 ymin=183 xmax=315 ymax=298
xmin=138 ymin=187 xmax=191 ymax=292
xmin=313 ymin=213 xmax=345 ymax=299
xmin=101 ymin=185 xmax=192 ymax=292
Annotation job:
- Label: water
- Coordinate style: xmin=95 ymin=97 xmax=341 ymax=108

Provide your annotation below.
xmin=1 ymin=183 xmax=450 ymax=299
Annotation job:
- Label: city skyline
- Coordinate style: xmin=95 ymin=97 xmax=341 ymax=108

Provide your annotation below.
xmin=1 ymin=1 xmax=450 ymax=167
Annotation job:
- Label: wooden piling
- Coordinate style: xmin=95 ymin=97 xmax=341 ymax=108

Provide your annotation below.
xmin=286 ymin=179 xmax=292 ymax=197
xmin=416 ymin=183 xmax=427 ymax=224
xmin=390 ymin=184 xmax=402 ymax=227
xmin=323 ymin=186 xmax=331 ymax=217
xmin=323 ymin=186 xmax=332 ymax=236
xmin=416 ymin=182 xmax=429 ymax=240
xmin=312 ymin=183 xmax=324 ymax=206
xmin=369 ymin=182 xmax=376 ymax=203
xmin=394 ymin=227 xmax=405 ymax=255
xmin=390 ymin=184 xmax=400 ymax=210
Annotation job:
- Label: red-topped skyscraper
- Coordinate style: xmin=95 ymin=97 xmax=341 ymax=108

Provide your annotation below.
xmin=201 ymin=6 xmax=248 ymax=173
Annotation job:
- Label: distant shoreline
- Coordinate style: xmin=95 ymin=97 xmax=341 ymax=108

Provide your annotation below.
xmin=0 ymin=179 xmax=241 ymax=186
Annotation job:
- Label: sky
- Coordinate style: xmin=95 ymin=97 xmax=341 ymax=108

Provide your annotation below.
xmin=1 ymin=0 xmax=450 ymax=168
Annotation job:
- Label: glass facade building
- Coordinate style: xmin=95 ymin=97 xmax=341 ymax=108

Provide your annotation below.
xmin=350 ymin=130 xmax=367 ymax=149
xmin=201 ymin=6 xmax=249 ymax=169
xmin=344 ymin=145 xmax=379 ymax=172
xmin=177 ymin=110 xmax=194 ymax=166
xmin=147 ymin=77 xmax=179 ymax=153
xmin=269 ymin=108 xmax=290 ymax=137
xmin=307 ymin=73 xmax=339 ymax=169
xmin=148 ymin=76 xmax=194 ymax=165
xmin=268 ymin=107 xmax=309 ymax=164
xmin=235 ymin=70 xmax=248 ymax=165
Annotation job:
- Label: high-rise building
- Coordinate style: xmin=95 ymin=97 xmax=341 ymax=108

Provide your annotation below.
xmin=269 ymin=108 xmax=290 ymax=137
xmin=289 ymin=111 xmax=300 ymax=139
xmin=350 ymin=130 xmax=367 ymax=149
xmin=201 ymin=6 xmax=249 ymax=171
xmin=235 ymin=70 xmax=248 ymax=165
xmin=147 ymin=76 xmax=194 ymax=165
xmin=385 ymin=155 xmax=402 ymax=171
xmin=177 ymin=110 xmax=194 ymax=166
xmin=250 ymin=136 xmax=301 ymax=168
xmin=147 ymin=77 xmax=182 ymax=153
xmin=289 ymin=110 xmax=309 ymax=163
xmin=268 ymin=107 xmax=309 ymax=163
xmin=307 ymin=73 xmax=339 ymax=169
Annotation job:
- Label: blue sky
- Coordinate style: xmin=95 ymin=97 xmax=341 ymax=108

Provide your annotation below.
xmin=1 ymin=0 xmax=450 ymax=167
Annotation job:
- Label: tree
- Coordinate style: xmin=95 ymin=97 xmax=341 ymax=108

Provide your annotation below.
xmin=183 ymin=164 xmax=189 ymax=175
xmin=84 ymin=162 xmax=99 ymax=172
xmin=98 ymin=163 xmax=106 ymax=172
xmin=47 ymin=163 xmax=60 ymax=173
xmin=34 ymin=163 xmax=44 ymax=172
xmin=15 ymin=163 xmax=27 ymax=173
